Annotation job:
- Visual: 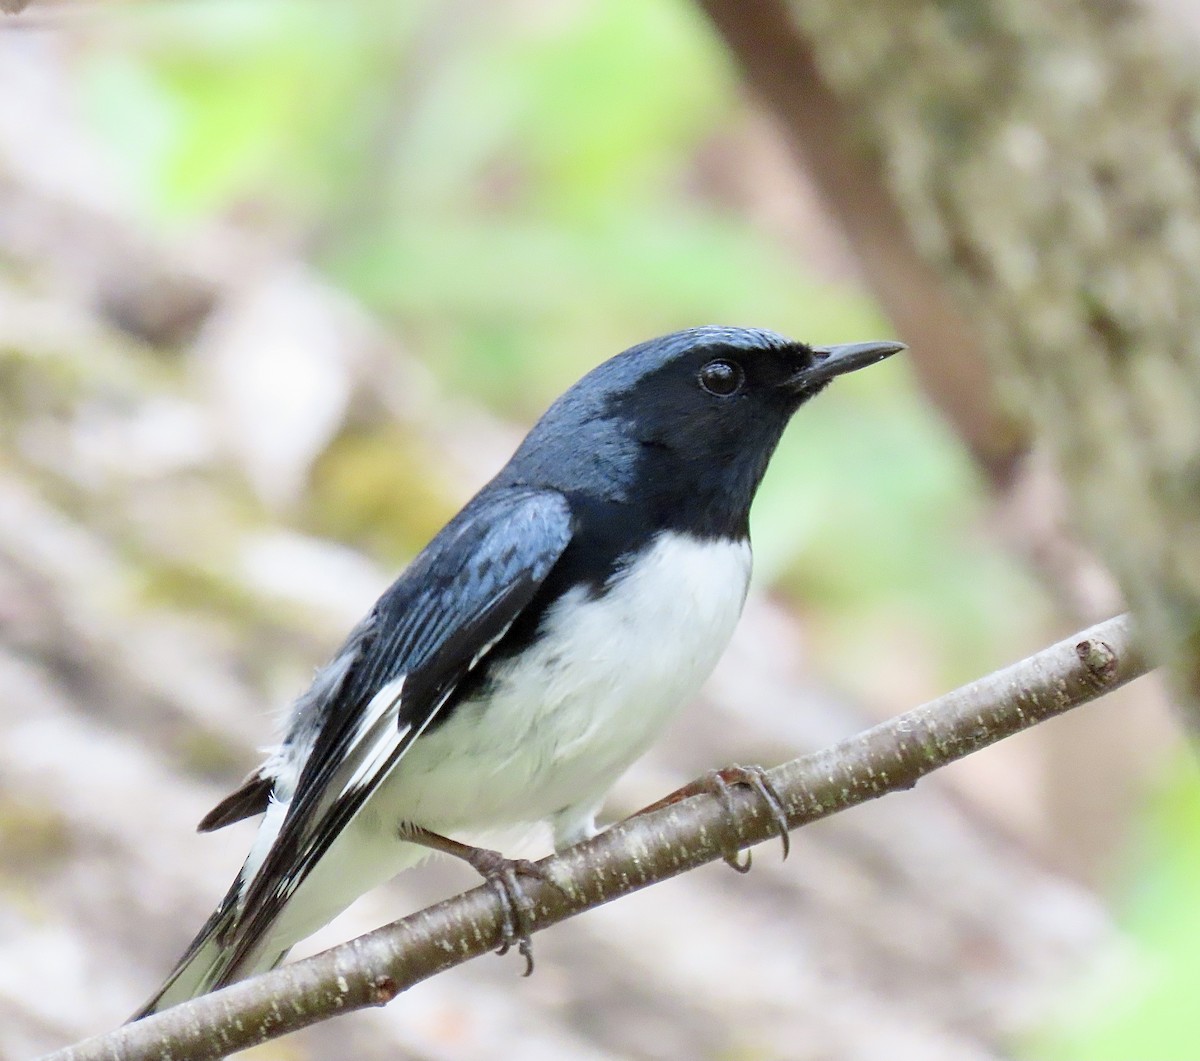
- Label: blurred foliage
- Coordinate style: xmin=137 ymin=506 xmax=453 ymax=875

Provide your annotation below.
xmin=77 ymin=0 xmax=1050 ymax=694
xmin=1031 ymin=758 xmax=1200 ymax=1061
xmin=0 ymin=795 xmax=75 ymax=884
xmin=306 ymin=425 xmax=462 ymax=563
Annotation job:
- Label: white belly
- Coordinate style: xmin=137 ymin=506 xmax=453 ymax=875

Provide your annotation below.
xmin=239 ymin=531 xmax=751 ymax=958
xmin=363 ymin=531 xmax=753 ymax=843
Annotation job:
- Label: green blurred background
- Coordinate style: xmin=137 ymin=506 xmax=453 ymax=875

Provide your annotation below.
xmin=82 ymin=0 xmax=1048 ymax=690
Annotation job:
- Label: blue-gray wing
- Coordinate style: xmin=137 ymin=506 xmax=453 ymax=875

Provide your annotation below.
xmin=222 ymin=487 xmax=574 ymax=948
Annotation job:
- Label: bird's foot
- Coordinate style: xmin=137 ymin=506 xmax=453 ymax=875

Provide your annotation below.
xmin=630 ymin=764 xmax=790 ymax=872
xmin=459 ymin=846 xmax=559 ymax=975
xmin=397 ymin=823 xmax=560 ymax=975
xmin=703 ymin=764 xmax=790 ymax=872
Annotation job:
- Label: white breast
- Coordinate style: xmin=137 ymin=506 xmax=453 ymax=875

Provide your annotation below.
xmin=372 ymin=531 xmax=753 ymax=842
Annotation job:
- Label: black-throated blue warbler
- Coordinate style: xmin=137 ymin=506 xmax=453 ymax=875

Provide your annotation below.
xmin=136 ymin=325 xmax=902 ymax=1016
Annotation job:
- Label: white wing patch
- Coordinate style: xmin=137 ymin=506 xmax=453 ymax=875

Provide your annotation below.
xmin=238 ymin=797 xmax=288 ymax=909
xmin=238 ymin=674 xmax=407 ymax=903
xmin=345 ymin=675 xmax=409 ymax=793
xmin=352 ymin=675 xmax=407 ymax=747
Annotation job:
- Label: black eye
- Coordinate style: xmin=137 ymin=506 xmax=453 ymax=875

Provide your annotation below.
xmin=698 ymin=359 xmax=745 ymax=397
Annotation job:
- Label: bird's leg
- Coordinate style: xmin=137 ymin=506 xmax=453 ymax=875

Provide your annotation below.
xmin=628 ymin=764 xmax=790 ymax=872
xmin=396 ymin=823 xmax=560 ymax=975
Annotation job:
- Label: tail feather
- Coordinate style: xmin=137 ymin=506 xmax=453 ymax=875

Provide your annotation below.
xmin=133 ymin=790 xmax=416 ymax=1019
xmin=130 ymin=884 xmax=287 ymax=1021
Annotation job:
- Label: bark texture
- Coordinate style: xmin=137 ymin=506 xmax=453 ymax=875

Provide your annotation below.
xmin=702 ymin=0 xmax=1200 ymax=714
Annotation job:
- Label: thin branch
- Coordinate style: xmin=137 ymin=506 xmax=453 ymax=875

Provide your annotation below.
xmin=45 ymin=614 xmax=1148 ymax=1061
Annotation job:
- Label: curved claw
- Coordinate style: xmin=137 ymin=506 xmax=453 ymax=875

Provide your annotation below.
xmin=705 ymin=765 xmax=791 ymax=869
xmin=472 ymin=853 xmax=554 ymax=975
xmin=724 ymin=848 xmax=753 ymax=874
xmin=396 ymin=825 xmax=556 ymax=977
xmin=703 ymin=768 xmax=751 ymax=872
xmin=517 ymin=937 xmax=535 ymax=978
xmin=622 ymin=765 xmax=791 ymax=873
xmin=489 ymin=876 xmax=517 ymax=958
xmin=731 ymin=765 xmax=791 ymax=862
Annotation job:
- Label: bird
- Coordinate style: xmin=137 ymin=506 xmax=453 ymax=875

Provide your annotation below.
xmin=134 ymin=325 xmax=903 ymax=1017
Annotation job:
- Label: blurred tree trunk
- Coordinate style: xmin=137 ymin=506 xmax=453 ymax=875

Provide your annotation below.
xmin=699 ymin=0 xmax=1200 ymax=723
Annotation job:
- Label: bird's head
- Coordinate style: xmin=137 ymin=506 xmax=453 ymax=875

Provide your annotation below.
xmin=504 ymin=326 xmax=904 ymax=537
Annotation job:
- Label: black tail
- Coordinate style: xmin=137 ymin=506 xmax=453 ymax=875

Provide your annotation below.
xmin=130 ymin=883 xmax=287 ymax=1021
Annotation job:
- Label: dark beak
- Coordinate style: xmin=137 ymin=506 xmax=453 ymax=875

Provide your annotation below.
xmin=788 ymin=340 xmax=905 ymax=389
